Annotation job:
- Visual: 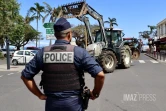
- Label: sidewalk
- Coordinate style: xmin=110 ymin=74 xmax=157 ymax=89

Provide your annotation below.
xmin=0 ymin=64 xmax=25 ymax=72
xmin=145 ymin=52 xmax=166 ymax=63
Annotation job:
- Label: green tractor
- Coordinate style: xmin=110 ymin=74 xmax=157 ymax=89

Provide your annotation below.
xmin=123 ymin=38 xmax=141 ymax=59
xmin=89 ymin=28 xmax=132 ymax=73
xmin=58 ymin=0 xmax=132 ymax=73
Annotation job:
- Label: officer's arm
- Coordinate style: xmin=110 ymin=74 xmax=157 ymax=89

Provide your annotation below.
xmin=21 ymin=76 xmax=46 ymax=100
xmin=92 ymin=71 xmax=105 ymax=98
xmin=21 ymin=49 xmax=46 ymax=100
xmin=81 ymin=49 xmax=105 ymax=98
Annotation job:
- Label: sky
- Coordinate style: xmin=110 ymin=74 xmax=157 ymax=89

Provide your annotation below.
xmin=17 ymin=0 xmax=166 ymax=47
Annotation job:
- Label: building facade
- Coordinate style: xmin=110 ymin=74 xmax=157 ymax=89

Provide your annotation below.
xmin=157 ymin=18 xmax=166 ymax=39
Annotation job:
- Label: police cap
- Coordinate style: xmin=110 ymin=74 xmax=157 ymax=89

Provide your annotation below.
xmin=54 ymin=17 xmax=72 ymax=34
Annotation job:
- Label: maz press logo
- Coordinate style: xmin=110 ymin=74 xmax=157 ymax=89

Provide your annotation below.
xmin=122 ymin=92 xmax=156 ymax=102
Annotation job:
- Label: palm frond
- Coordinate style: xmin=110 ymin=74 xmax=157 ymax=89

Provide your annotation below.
xmin=29 ymin=7 xmax=37 ymax=13
xmin=112 ymin=23 xmax=118 ymax=26
xmin=104 ymin=21 xmax=110 ymax=23
xmin=43 ymin=2 xmax=52 ymax=12
xmin=42 ymin=13 xmax=49 ymax=23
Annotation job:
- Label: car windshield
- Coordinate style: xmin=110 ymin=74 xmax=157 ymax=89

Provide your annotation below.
xmin=31 ymin=50 xmax=38 ymax=54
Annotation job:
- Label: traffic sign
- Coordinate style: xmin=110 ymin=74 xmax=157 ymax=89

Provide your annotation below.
xmin=46 ymin=34 xmax=56 ymax=40
xmin=43 ymin=23 xmax=54 ymax=28
xmin=46 ymin=29 xmax=54 ymax=34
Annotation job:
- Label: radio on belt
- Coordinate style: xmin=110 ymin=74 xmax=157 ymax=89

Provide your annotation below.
xmin=43 ymin=52 xmax=74 ymax=63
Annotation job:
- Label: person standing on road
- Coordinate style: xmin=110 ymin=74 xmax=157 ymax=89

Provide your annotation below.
xmin=20 ymin=17 xmax=105 ymax=111
xmin=153 ymin=44 xmax=156 ymax=57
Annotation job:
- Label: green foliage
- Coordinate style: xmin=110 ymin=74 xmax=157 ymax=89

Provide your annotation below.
xmin=29 ymin=2 xmax=45 ymax=21
xmin=104 ymin=17 xmax=118 ymax=29
xmin=0 ymin=51 xmax=4 ymax=59
xmin=0 ymin=0 xmax=20 ymax=35
xmin=0 ymin=0 xmax=20 ymax=47
xmin=42 ymin=2 xmax=61 ymax=23
xmin=8 ymin=15 xmax=40 ymax=50
xmin=140 ymin=25 xmax=157 ymax=39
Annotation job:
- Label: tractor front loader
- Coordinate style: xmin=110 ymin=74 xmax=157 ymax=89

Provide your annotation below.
xmin=58 ymin=0 xmax=132 ymax=73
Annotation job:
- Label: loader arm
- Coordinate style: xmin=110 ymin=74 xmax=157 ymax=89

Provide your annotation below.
xmin=58 ymin=0 xmax=108 ymax=47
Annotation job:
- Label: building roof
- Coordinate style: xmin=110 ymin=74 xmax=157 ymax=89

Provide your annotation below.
xmin=157 ymin=18 xmax=166 ymax=26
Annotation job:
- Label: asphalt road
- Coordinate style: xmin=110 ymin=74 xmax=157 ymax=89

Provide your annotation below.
xmin=0 ymin=53 xmax=166 ymax=111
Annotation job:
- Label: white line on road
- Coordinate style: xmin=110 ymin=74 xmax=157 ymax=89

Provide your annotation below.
xmin=0 ymin=75 xmax=3 ymax=77
xmin=139 ymin=60 xmax=145 ymax=63
xmin=150 ymin=60 xmax=159 ymax=63
xmin=8 ymin=73 xmax=14 ymax=75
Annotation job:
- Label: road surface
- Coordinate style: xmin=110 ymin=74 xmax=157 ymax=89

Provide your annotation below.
xmin=0 ymin=53 xmax=166 ymax=111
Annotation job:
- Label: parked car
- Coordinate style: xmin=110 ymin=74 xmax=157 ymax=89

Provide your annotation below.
xmin=0 ymin=48 xmax=15 ymax=57
xmin=11 ymin=50 xmax=38 ymax=65
xmin=141 ymin=45 xmax=149 ymax=53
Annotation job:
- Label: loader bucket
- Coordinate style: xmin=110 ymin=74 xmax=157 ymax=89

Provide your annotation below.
xmin=58 ymin=0 xmax=87 ymax=18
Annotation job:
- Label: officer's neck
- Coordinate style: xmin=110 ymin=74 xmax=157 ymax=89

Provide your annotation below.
xmin=57 ymin=38 xmax=70 ymax=42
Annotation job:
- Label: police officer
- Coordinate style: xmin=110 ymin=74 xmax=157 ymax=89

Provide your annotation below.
xmin=21 ymin=17 xmax=105 ymax=111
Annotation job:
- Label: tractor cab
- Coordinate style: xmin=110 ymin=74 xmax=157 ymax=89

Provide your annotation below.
xmin=94 ymin=28 xmax=124 ymax=48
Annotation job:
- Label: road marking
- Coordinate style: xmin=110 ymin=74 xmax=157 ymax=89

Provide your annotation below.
xmin=138 ymin=60 xmax=145 ymax=63
xmin=131 ymin=60 xmax=133 ymax=63
xmin=0 ymin=75 xmax=3 ymax=77
xmin=8 ymin=73 xmax=14 ymax=75
xmin=150 ymin=60 xmax=159 ymax=63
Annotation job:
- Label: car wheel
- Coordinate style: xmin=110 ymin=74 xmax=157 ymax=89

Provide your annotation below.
xmin=12 ymin=59 xmax=18 ymax=66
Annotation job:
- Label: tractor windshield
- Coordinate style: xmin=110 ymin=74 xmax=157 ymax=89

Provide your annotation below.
xmin=94 ymin=30 xmax=122 ymax=44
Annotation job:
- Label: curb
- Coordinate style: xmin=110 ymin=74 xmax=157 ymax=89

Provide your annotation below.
xmin=144 ymin=53 xmax=158 ymax=60
xmin=145 ymin=53 xmax=166 ymax=63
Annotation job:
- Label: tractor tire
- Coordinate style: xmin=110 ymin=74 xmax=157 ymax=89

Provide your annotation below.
xmin=119 ymin=45 xmax=131 ymax=68
xmin=132 ymin=49 xmax=140 ymax=59
xmin=98 ymin=51 xmax=117 ymax=73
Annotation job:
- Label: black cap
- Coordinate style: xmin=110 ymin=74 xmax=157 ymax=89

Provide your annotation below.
xmin=54 ymin=17 xmax=71 ymax=33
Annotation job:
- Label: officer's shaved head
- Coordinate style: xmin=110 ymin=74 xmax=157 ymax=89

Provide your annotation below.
xmin=54 ymin=17 xmax=72 ymax=38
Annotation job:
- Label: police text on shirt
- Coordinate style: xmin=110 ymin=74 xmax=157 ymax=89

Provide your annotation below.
xmin=43 ymin=52 xmax=74 ymax=63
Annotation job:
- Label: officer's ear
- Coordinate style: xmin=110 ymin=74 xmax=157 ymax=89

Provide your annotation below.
xmin=67 ymin=31 xmax=72 ymax=40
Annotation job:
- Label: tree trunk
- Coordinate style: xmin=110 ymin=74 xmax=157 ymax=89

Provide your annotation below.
xmin=16 ymin=46 xmax=21 ymax=50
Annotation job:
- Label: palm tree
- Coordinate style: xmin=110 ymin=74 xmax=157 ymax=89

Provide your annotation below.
xmin=147 ymin=25 xmax=157 ymax=36
xmin=42 ymin=2 xmax=61 ymax=45
xmin=29 ymin=3 xmax=45 ymax=47
xmin=42 ymin=2 xmax=61 ymax=23
xmin=24 ymin=11 xmax=36 ymax=24
xmin=104 ymin=17 xmax=118 ymax=29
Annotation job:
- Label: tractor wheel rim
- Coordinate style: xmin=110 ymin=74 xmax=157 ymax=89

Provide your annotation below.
xmin=105 ymin=56 xmax=114 ymax=69
xmin=133 ymin=52 xmax=139 ymax=59
xmin=125 ymin=50 xmax=130 ymax=64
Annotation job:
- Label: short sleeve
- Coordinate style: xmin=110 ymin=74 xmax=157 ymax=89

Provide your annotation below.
xmin=21 ymin=49 xmax=44 ymax=79
xmin=81 ymin=49 xmax=103 ymax=78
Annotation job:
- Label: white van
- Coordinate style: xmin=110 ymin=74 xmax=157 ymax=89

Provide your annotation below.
xmin=11 ymin=50 xmax=38 ymax=65
xmin=141 ymin=45 xmax=149 ymax=53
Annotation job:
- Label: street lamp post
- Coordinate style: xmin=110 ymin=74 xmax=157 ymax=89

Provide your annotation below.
xmin=5 ymin=36 xmax=10 ymax=70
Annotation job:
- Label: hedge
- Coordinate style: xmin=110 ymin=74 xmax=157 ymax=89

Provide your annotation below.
xmin=159 ymin=44 xmax=166 ymax=50
xmin=0 ymin=52 xmax=4 ymax=59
